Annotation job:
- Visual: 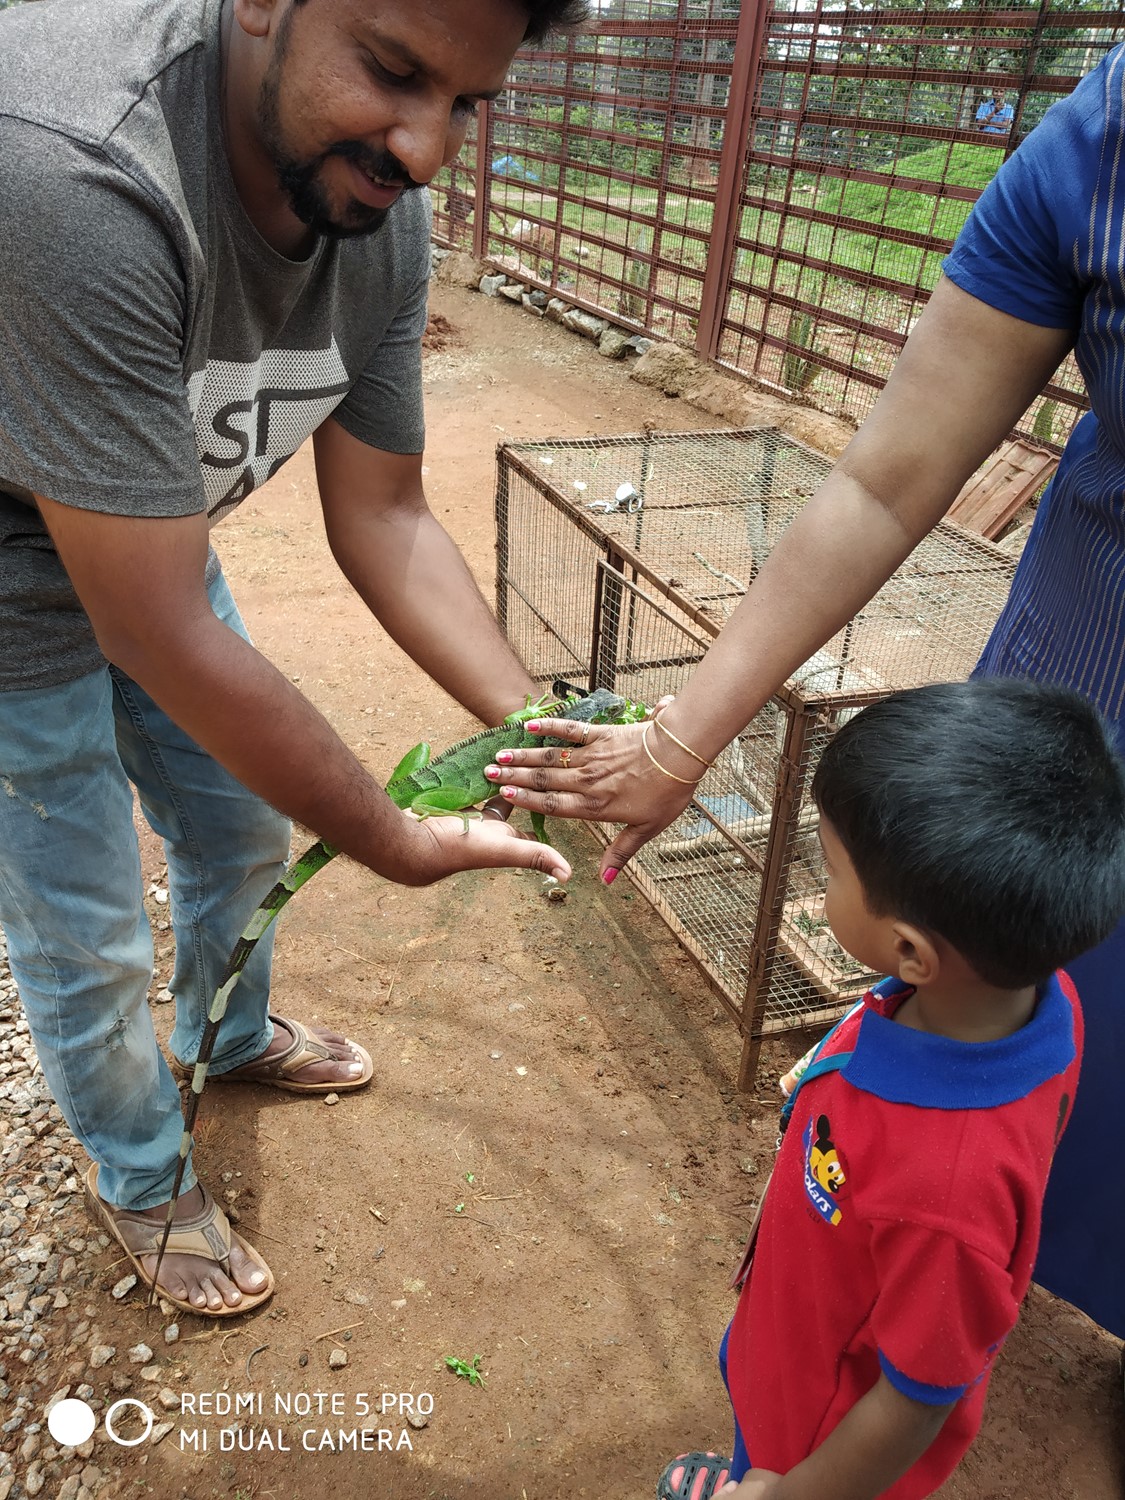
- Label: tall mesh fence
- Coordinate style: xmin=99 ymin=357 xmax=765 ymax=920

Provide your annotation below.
xmin=496 ymin=429 xmax=1016 ymax=1084
xmin=433 ymin=1 xmax=1125 ymax=446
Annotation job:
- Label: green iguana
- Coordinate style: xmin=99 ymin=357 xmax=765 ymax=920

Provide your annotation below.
xmin=385 ymin=685 xmax=645 ymax=838
xmin=146 ymin=685 xmax=646 ymax=1304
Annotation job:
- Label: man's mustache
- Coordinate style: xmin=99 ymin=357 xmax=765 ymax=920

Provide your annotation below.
xmin=325 ymin=140 xmax=423 ymax=191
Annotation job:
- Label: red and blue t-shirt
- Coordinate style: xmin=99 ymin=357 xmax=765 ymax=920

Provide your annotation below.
xmin=728 ymin=972 xmax=1082 ymax=1499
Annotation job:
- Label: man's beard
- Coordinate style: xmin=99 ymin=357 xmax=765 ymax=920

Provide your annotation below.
xmin=257 ymin=20 xmax=422 ymax=239
xmin=274 ymin=140 xmax=422 ymax=239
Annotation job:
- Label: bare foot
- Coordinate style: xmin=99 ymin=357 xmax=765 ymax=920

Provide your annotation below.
xmin=130 ymin=1186 xmax=268 ymax=1312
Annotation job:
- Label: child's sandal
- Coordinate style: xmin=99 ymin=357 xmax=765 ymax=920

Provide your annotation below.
xmin=656 ymin=1451 xmax=733 ymax=1500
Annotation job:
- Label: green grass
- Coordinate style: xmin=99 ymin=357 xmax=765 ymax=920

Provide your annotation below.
xmin=480 ymin=138 xmax=1004 ymax=343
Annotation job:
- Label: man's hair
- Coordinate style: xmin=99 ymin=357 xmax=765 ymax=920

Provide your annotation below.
xmin=811 ymin=679 xmax=1125 ymax=988
xmin=290 ymin=0 xmax=589 ymax=45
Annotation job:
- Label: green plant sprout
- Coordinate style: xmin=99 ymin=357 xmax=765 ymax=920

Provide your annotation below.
xmin=445 ymin=1354 xmax=486 ymax=1387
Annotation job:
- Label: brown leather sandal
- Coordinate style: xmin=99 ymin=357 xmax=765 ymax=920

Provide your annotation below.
xmin=172 ymin=1014 xmax=374 ymax=1094
xmin=83 ymin=1163 xmax=274 ymax=1319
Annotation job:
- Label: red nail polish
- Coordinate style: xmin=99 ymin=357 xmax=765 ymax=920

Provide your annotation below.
xmin=501 ymin=786 xmax=517 ymax=799
xmin=526 ymin=721 xmax=540 ymax=732
xmin=496 ymin=750 xmax=513 ymax=765
xmin=602 ymin=868 xmax=618 ymax=885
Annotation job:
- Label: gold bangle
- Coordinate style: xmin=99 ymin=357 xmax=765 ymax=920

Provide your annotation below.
xmin=653 ymin=708 xmax=714 ymax=769
xmin=641 ymin=722 xmax=705 ymax=786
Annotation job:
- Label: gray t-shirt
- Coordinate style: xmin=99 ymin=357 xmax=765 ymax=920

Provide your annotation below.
xmin=0 ymin=0 xmax=431 ymax=690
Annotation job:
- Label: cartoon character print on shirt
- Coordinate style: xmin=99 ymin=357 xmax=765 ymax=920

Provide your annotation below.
xmin=803 ymin=1113 xmax=848 ymax=1227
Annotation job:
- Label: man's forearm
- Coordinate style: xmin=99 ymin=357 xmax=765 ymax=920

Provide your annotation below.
xmin=112 ymin=612 xmax=425 ymax=879
xmin=324 ymin=489 xmax=539 ymax=725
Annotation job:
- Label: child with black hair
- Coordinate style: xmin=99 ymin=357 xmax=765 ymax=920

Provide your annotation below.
xmin=657 ymin=678 xmax=1125 ymax=1500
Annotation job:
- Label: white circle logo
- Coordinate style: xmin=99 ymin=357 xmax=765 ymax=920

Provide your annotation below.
xmin=47 ymin=1398 xmax=97 ymax=1447
xmin=103 ymin=1398 xmax=155 ymax=1447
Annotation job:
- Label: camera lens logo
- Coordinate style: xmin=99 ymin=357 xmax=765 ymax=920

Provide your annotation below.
xmin=47 ymin=1397 xmax=155 ymax=1448
xmin=46 ymin=1400 xmax=96 ymax=1447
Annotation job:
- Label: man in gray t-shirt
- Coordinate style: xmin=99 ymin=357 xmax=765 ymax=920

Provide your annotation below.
xmin=0 ymin=0 xmax=582 ymax=1317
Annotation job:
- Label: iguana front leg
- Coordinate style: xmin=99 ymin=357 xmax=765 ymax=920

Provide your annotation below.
xmin=408 ymin=786 xmax=482 ymax=834
xmin=501 ymin=691 xmax=558 ymax=728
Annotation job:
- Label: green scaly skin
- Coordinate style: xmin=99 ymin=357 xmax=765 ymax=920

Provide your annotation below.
xmin=147 ymin=688 xmax=645 ymax=1304
xmin=385 ymin=688 xmax=641 ymax=837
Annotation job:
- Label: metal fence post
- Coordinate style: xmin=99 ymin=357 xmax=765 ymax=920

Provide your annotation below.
xmin=695 ymin=0 xmax=770 ymax=363
xmin=472 ymin=102 xmax=492 ymax=262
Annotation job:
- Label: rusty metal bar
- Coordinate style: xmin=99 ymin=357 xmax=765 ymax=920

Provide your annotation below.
xmin=696 ymin=0 xmax=770 ymax=360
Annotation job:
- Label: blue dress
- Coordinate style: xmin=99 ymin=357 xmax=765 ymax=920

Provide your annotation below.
xmin=945 ymin=47 xmax=1125 ymax=1336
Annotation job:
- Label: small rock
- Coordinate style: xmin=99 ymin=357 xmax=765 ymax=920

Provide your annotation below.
xmin=498 ymin=282 xmax=524 ymax=303
xmin=157 ymin=1388 xmax=180 ymax=1411
xmin=151 ymin=1421 xmax=175 ymax=1444
xmin=56 ymin=1478 xmax=80 ymax=1500
xmin=406 ymin=1411 xmax=429 ymax=1429
xmin=88 ymin=1345 xmax=114 ymax=1369
xmin=19 ymin=1432 xmax=39 ymax=1463
xmin=110 ymin=1274 xmax=137 ymax=1300
xmin=478 ymin=273 xmax=506 ymax=297
xmin=561 ymin=308 xmax=608 ymax=341
xmin=328 ymin=1349 xmax=347 ymax=1370
xmin=164 ymin=1323 xmax=179 ymax=1345
xmin=154 ymin=987 xmax=174 ymax=1005
xmin=598 ymin=329 xmax=631 ymax=360
xmin=140 ymin=1363 xmax=163 ymax=1382
xmin=127 ymin=1343 xmax=153 ymax=1364
xmin=324 ymin=1093 xmax=340 ymax=1107
xmin=24 ymin=1461 xmax=44 ymax=1497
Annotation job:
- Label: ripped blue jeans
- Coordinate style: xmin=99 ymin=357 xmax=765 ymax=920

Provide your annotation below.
xmin=0 ymin=571 xmax=290 ymax=1210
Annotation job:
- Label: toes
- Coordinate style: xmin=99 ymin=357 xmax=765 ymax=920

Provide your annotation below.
xmin=229 ymin=1244 xmax=269 ymax=1296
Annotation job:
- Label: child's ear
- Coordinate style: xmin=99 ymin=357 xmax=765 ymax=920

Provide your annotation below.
xmin=890 ymin=922 xmax=940 ymax=986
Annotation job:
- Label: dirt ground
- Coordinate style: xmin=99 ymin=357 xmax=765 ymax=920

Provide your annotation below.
xmin=27 ymin=283 xmax=1125 ymax=1500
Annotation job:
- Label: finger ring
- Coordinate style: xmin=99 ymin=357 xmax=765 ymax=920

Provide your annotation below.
xmin=579 ymin=724 xmax=591 ymax=745
xmin=559 ymin=748 xmax=572 ymax=768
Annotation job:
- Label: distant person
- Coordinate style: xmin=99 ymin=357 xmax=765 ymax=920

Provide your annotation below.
xmin=653 ymin=680 xmax=1125 ymax=1499
xmin=976 ymin=87 xmax=1014 ymax=134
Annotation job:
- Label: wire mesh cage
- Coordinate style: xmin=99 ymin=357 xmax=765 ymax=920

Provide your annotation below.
xmin=496 ymin=427 xmax=1017 ymax=1087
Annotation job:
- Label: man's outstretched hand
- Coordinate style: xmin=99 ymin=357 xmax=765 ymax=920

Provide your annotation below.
xmin=387 ymin=807 xmax=571 ymax=887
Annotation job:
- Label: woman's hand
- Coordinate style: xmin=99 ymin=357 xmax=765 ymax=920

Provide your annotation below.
xmin=481 ymin=705 xmax=703 ymax=882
